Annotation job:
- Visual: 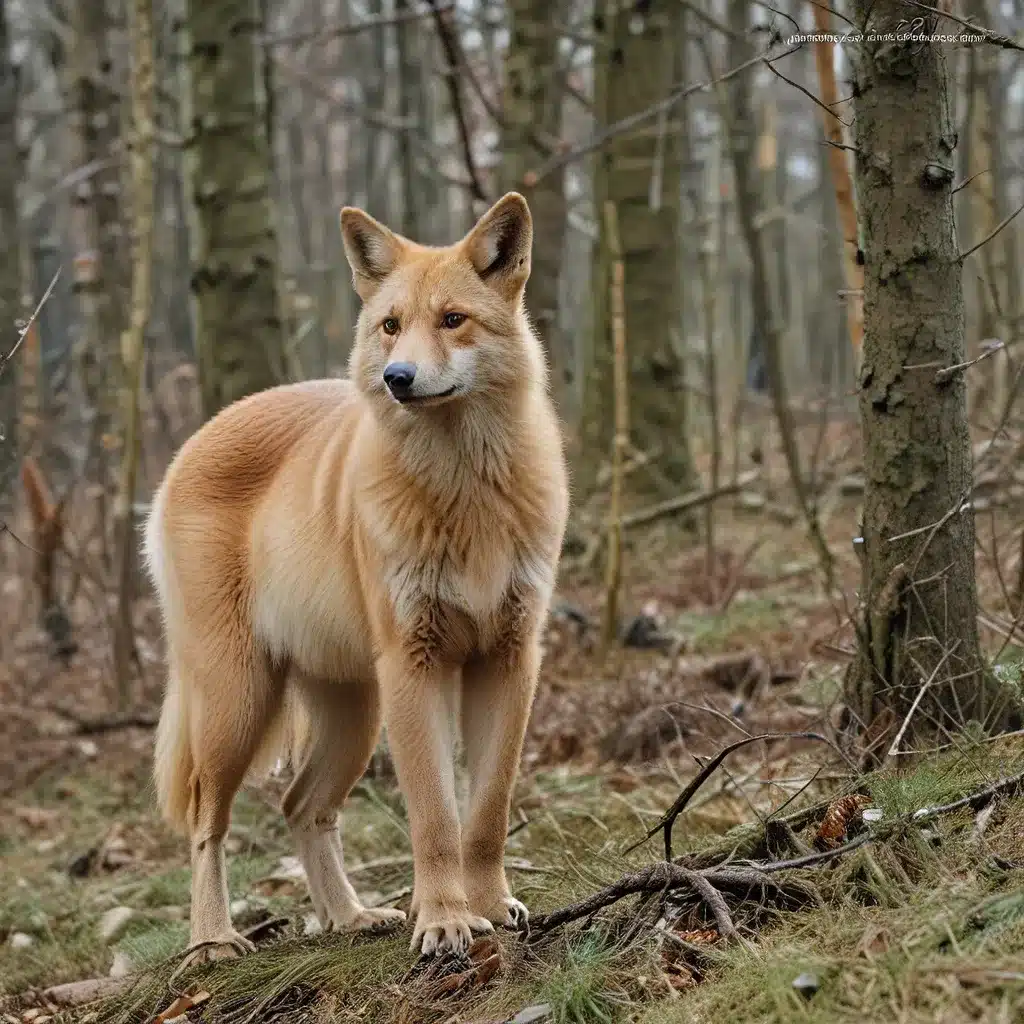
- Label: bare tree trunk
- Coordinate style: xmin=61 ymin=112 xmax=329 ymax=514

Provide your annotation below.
xmin=112 ymin=0 xmax=156 ymax=707
xmin=502 ymin=0 xmax=568 ymax=405
xmin=602 ymin=202 xmax=627 ymax=649
xmin=64 ymin=0 xmax=124 ymax=564
xmin=810 ymin=9 xmax=864 ymax=363
xmin=847 ymin=0 xmax=993 ymax=742
xmin=724 ymin=0 xmax=834 ymax=589
xmin=580 ymin=0 xmax=695 ymax=502
xmin=0 ymin=0 xmax=20 ymax=520
xmin=395 ymin=0 xmax=422 ymax=240
xmin=964 ymin=0 xmax=1013 ymax=420
xmin=181 ymin=0 xmax=285 ymax=418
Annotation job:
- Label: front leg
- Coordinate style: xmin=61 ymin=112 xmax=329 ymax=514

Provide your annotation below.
xmin=461 ymin=634 xmax=540 ymax=929
xmin=377 ymin=649 xmax=493 ymax=954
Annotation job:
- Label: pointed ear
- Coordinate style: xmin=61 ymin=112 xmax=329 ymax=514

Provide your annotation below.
xmin=339 ymin=207 xmax=404 ymax=301
xmin=461 ymin=192 xmax=532 ymax=300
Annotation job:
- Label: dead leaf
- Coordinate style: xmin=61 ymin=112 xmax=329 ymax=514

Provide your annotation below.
xmin=155 ymin=989 xmax=210 ymax=1023
xmin=857 ymin=925 xmax=891 ymax=959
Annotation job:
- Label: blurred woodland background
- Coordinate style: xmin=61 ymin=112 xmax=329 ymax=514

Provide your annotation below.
xmin=5 ymin=0 xmax=1024 ymax=1021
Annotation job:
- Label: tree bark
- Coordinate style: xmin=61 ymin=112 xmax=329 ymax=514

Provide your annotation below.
xmin=501 ymin=0 xmax=568 ymax=405
xmin=847 ymin=0 xmax=993 ymax=738
xmin=395 ymin=0 xmax=421 ymax=240
xmin=0 ymin=0 xmax=20 ymax=521
xmin=112 ymin=0 xmax=156 ymax=707
xmin=580 ymin=0 xmax=695 ymax=502
xmin=64 ymin=0 xmax=124 ymax=546
xmin=181 ymin=0 xmax=285 ymax=418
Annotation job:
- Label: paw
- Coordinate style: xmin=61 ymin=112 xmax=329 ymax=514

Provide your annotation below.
xmin=335 ymin=906 xmax=407 ymax=934
xmin=469 ymin=893 xmax=530 ymax=930
xmin=412 ymin=903 xmax=494 ymax=956
xmin=181 ymin=930 xmax=255 ymax=966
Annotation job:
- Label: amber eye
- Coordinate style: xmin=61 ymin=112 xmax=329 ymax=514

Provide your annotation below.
xmin=442 ymin=312 xmax=467 ymax=330
xmin=382 ymin=317 xmax=400 ymax=336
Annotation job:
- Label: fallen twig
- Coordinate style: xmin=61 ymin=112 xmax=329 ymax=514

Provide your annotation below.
xmin=624 ymin=731 xmax=846 ymax=860
xmin=527 ymin=860 xmax=819 ymax=935
xmin=531 ymin=768 xmax=1024 ymax=940
xmin=622 ymin=470 xmax=759 ymax=531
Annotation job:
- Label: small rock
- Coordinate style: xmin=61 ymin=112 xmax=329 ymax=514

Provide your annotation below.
xmin=303 ymin=914 xmax=322 ymax=936
xmin=511 ymin=1006 xmax=552 ymax=1024
xmin=862 ymin=807 xmax=884 ymax=823
xmin=109 ymin=951 xmax=133 ymax=978
xmin=98 ymin=906 xmax=135 ymax=942
xmin=77 ymin=739 xmax=99 ymax=759
xmin=230 ymin=899 xmax=249 ymax=917
xmin=9 ymin=931 xmax=34 ymax=949
xmin=792 ymin=971 xmax=820 ymax=998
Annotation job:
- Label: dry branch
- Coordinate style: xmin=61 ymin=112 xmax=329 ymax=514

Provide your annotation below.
xmin=426 ymin=0 xmax=488 ymax=204
xmin=622 ymin=470 xmax=759 ymax=530
xmin=625 ymin=731 xmax=842 ymax=860
xmin=532 ymin=769 xmax=1024 ymax=940
xmin=259 ymin=3 xmax=451 ymax=46
xmin=528 ymin=861 xmax=819 ymax=935
xmin=526 ymin=42 xmax=802 ymax=186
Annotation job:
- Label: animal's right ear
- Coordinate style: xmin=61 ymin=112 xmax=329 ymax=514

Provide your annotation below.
xmin=339 ymin=207 xmax=404 ymax=301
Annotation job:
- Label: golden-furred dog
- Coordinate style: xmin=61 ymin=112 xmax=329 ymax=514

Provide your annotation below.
xmin=146 ymin=193 xmax=569 ymax=959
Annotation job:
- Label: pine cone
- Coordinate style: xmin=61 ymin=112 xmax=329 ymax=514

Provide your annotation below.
xmin=814 ymin=794 xmax=872 ymax=850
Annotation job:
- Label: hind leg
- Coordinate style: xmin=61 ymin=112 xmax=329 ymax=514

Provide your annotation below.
xmin=184 ymin=645 xmax=285 ymax=962
xmin=282 ymin=676 xmax=406 ymax=933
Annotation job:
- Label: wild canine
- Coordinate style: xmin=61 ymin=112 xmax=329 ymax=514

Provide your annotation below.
xmin=146 ymin=193 xmax=569 ymax=958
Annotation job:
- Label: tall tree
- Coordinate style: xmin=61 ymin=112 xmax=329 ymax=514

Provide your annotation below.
xmin=723 ymin=0 xmax=833 ymax=586
xmin=112 ymin=0 xmax=156 ymax=705
xmin=180 ymin=0 xmax=285 ymax=418
xmin=64 ymin=0 xmax=124 ymax=533
xmin=0 ymin=0 xmax=20 ymax=522
xmin=501 ymin=0 xmax=568 ymax=403
xmin=580 ymin=0 xmax=695 ymax=501
xmin=394 ymin=0 xmax=421 ymax=240
xmin=847 ymin=0 xmax=992 ymax=741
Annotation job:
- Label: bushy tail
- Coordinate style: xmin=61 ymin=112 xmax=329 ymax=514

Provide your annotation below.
xmin=154 ymin=667 xmax=193 ymax=834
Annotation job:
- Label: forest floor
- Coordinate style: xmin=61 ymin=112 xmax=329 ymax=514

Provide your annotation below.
xmin=3 ymin=422 xmax=1024 ymax=1024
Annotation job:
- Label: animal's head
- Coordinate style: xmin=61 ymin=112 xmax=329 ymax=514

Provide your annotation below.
xmin=340 ymin=193 xmax=543 ymax=410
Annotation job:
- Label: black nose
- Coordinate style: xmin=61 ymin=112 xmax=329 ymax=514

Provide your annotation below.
xmin=383 ymin=361 xmax=417 ymax=394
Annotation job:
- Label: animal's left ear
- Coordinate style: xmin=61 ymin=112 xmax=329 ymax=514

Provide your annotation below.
xmin=461 ymin=192 xmax=532 ymax=300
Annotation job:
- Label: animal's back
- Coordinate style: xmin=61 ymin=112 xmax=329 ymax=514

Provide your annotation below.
xmin=144 ymin=379 xmax=361 ymax=620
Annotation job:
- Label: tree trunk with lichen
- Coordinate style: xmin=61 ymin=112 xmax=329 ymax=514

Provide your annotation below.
xmin=501 ymin=0 xmax=568 ymax=407
xmin=846 ymin=2 xmax=994 ymax=745
xmin=181 ymin=0 xmax=285 ymax=419
xmin=579 ymin=0 xmax=694 ymax=503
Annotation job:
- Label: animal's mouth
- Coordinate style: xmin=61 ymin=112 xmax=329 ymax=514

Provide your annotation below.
xmin=394 ymin=385 xmax=459 ymax=405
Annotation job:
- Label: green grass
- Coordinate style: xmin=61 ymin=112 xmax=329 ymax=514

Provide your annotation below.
xmin=4 ymin=723 xmax=1024 ymax=1023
